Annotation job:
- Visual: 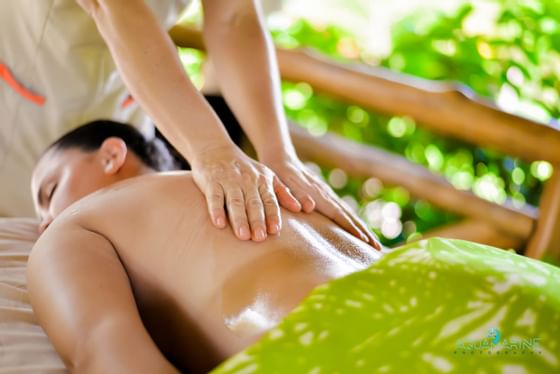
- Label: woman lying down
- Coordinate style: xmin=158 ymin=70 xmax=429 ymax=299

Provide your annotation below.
xmin=28 ymin=120 xmax=383 ymax=373
xmin=28 ymin=121 xmax=560 ymax=373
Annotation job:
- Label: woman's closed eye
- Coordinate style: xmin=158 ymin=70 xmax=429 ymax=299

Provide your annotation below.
xmin=46 ymin=183 xmax=57 ymax=203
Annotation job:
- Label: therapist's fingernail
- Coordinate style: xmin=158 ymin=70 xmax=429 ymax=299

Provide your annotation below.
xmin=255 ymin=228 xmax=266 ymax=241
xmin=239 ymin=226 xmax=250 ymax=239
xmin=216 ymin=217 xmax=225 ymax=228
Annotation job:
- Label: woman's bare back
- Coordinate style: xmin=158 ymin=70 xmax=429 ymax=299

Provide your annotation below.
xmin=31 ymin=172 xmax=380 ymax=372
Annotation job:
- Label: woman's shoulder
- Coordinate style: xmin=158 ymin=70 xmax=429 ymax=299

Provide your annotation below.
xmin=57 ymin=171 xmax=201 ymax=227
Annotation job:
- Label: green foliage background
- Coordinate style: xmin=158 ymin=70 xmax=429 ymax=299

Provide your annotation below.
xmin=179 ymin=0 xmax=559 ymax=251
xmin=270 ymin=0 xmax=559 ymax=247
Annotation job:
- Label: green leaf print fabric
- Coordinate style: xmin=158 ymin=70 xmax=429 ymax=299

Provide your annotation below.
xmin=212 ymin=238 xmax=560 ymax=374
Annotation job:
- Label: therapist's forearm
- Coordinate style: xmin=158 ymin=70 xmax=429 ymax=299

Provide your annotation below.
xmin=78 ymin=0 xmax=234 ymax=160
xmin=203 ymin=2 xmax=297 ymax=162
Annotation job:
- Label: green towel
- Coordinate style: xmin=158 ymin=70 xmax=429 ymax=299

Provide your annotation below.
xmin=212 ymin=238 xmax=560 ymax=374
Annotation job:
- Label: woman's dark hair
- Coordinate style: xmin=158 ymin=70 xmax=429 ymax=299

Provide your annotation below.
xmin=48 ymin=119 xmax=180 ymax=171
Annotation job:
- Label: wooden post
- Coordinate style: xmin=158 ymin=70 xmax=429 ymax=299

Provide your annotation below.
xmin=525 ymin=166 xmax=560 ymax=260
xmin=420 ymin=220 xmax=522 ymax=250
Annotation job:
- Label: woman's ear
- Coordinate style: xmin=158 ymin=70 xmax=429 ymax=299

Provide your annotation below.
xmin=99 ymin=137 xmax=128 ymax=175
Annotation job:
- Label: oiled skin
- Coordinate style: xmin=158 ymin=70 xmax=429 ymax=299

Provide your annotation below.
xmin=28 ymin=172 xmax=379 ymax=373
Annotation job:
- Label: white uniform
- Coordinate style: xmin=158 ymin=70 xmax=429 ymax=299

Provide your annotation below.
xmin=0 ymin=0 xmax=190 ymax=217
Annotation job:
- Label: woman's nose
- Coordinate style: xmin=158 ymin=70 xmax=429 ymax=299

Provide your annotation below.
xmin=38 ymin=216 xmax=53 ymax=234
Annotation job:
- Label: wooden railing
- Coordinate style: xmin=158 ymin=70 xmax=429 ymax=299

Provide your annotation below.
xmin=169 ymin=24 xmax=560 ymax=261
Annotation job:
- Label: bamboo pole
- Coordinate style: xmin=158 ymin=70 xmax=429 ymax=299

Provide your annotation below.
xmin=169 ymin=25 xmax=560 ymax=164
xmin=288 ymin=124 xmax=537 ymax=239
xmin=419 ymin=220 xmax=523 ymax=250
xmin=525 ymin=166 xmax=560 ymax=259
xmin=278 ymin=49 xmax=560 ymax=164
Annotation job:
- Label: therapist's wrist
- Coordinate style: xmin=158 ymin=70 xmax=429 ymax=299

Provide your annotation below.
xmin=189 ymin=139 xmax=241 ymax=167
xmin=258 ymin=146 xmax=299 ymax=167
xmin=171 ymin=125 xmax=235 ymax=164
xmin=255 ymin=135 xmax=298 ymax=164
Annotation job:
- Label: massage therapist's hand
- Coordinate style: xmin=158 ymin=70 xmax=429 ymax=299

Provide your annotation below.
xmin=191 ymin=145 xmax=302 ymax=242
xmin=263 ymin=154 xmax=382 ymax=250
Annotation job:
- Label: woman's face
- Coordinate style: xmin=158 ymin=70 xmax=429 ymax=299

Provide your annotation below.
xmin=31 ymin=147 xmax=117 ymax=233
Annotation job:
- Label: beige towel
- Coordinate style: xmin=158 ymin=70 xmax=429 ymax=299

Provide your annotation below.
xmin=0 ymin=217 xmax=65 ymax=373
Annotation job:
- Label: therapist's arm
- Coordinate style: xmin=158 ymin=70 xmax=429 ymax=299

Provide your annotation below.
xmin=202 ymin=0 xmax=380 ymax=247
xmin=75 ymin=0 xmax=300 ymax=241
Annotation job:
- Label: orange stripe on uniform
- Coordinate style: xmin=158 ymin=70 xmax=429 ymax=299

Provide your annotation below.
xmin=122 ymin=94 xmax=135 ymax=109
xmin=0 ymin=62 xmax=46 ymax=106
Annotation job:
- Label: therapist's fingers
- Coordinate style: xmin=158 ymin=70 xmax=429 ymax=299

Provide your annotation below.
xmin=321 ymin=185 xmax=381 ymax=249
xmin=273 ymin=176 xmax=302 ymax=214
xmin=245 ymin=185 xmax=268 ymax=241
xmin=337 ymin=198 xmax=382 ymax=250
xmin=289 ymin=187 xmax=316 ymax=213
xmin=225 ymin=186 xmax=251 ymax=240
xmin=317 ymin=198 xmax=367 ymax=241
xmin=316 ymin=183 xmax=381 ymax=249
xmin=191 ymin=145 xmax=287 ymax=242
xmin=261 ymin=178 xmax=283 ymax=234
xmin=205 ymin=182 xmax=227 ymax=228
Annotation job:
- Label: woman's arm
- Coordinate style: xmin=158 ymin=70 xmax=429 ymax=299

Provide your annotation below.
xmin=202 ymin=0 xmax=380 ymax=247
xmin=27 ymin=221 xmax=178 ymax=373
